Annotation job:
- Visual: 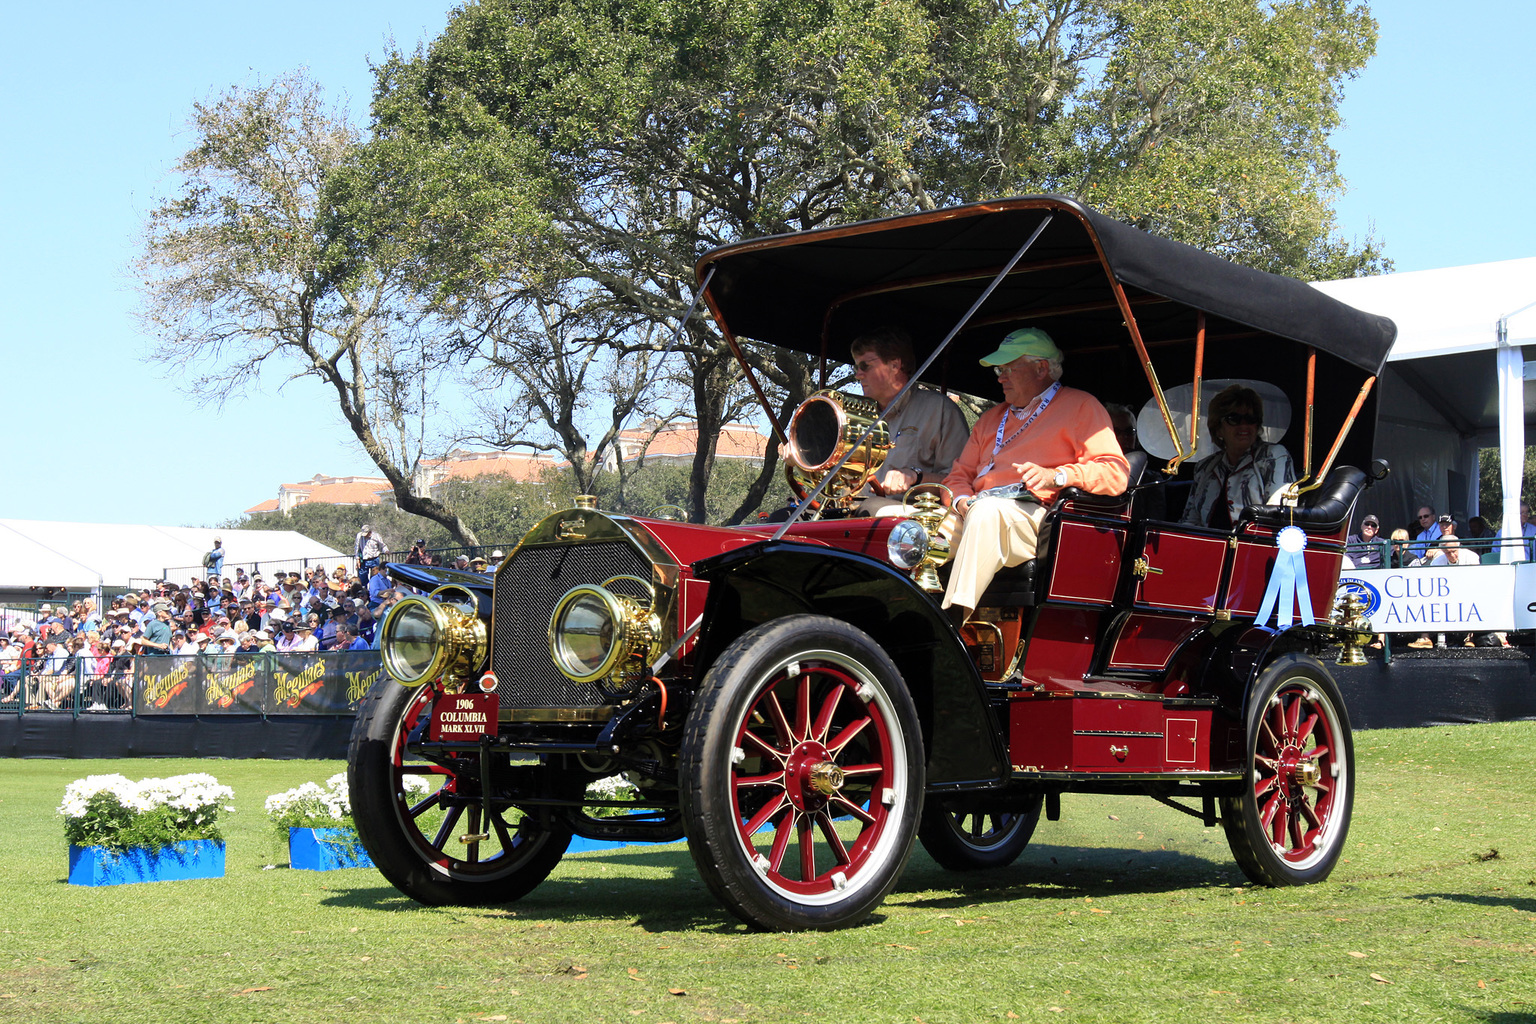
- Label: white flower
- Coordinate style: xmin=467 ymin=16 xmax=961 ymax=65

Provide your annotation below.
xmin=59 ymin=772 xmax=232 ymax=848
xmin=587 ymin=773 xmax=637 ymax=800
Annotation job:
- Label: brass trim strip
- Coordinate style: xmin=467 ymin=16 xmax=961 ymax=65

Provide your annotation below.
xmin=1165 ymin=310 xmax=1204 ymax=477
xmin=500 ymin=706 xmax=619 ymax=723
xmin=1008 ymin=770 xmax=1243 ymax=782
xmin=1303 ymin=346 xmax=1317 ymax=478
xmin=1072 ymin=730 xmax=1164 ymax=738
xmin=1290 ymin=375 xmax=1378 ymax=499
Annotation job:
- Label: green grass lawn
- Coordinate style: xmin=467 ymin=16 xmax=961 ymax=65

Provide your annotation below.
xmin=3 ymin=722 xmax=1535 ymax=1024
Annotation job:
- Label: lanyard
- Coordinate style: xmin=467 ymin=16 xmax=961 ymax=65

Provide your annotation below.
xmin=979 ymin=383 xmax=1060 ymax=476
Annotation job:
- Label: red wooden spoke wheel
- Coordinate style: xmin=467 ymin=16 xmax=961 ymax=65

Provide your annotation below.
xmin=682 ymin=615 xmax=924 ymax=931
xmin=1221 ymin=654 xmax=1353 ymax=886
xmin=347 ymin=681 xmax=574 ymax=905
xmin=918 ymin=798 xmax=1042 ymax=871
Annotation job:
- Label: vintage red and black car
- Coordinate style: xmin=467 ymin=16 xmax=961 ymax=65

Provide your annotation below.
xmin=347 ymin=195 xmax=1396 ymax=931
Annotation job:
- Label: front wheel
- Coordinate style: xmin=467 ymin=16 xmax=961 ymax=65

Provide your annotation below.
xmin=919 ymin=796 xmax=1042 ymax=871
xmin=680 ymin=615 xmax=925 ymax=931
xmin=348 ymin=681 xmax=574 ymax=905
xmin=1220 ymin=654 xmax=1353 ymax=886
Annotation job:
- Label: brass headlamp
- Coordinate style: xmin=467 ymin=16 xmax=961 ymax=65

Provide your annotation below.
xmin=903 ymin=485 xmax=956 ymax=593
xmin=548 ymin=576 xmax=662 ymax=684
xmin=379 ymin=593 xmax=489 ymax=690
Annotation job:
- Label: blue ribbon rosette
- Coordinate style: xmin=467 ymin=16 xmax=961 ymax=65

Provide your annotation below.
xmin=1254 ymin=525 xmax=1315 ymax=629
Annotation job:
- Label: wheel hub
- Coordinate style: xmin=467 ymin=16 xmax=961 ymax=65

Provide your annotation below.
xmin=1275 ymin=740 xmax=1323 ymax=801
xmin=785 ymin=741 xmax=840 ymax=810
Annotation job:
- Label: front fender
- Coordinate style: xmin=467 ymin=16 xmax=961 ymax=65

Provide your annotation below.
xmin=1190 ymin=620 xmax=1340 ymax=713
xmin=690 ymin=540 xmax=1008 ymax=791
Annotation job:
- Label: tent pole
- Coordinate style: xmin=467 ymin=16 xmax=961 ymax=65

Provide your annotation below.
xmin=1496 ymin=314 xmax=1527 ymax=562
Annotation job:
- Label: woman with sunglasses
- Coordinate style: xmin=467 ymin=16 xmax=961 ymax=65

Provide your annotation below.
xmin=1180 ymin=383 xmax=1296 ymax=527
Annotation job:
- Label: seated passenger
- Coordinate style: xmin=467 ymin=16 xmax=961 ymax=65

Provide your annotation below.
xmin=940 ymin=329 xmax=1128 ymax=624
xmin=849 ymin=327 xmax=969 ymax=515
xmin=1180 ymin=384 xmax=1295 ymax=528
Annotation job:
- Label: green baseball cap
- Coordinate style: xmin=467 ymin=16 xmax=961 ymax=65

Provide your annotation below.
xmin=979 ymin=327 xmax=1062 ymax=366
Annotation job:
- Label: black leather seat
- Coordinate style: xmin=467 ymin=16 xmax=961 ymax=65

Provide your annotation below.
xmin=1239 ymin=465 xmax=1368 ymax=533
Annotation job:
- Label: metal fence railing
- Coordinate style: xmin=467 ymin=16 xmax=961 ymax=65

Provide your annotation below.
xmin=1 ymin=599 xmax=104 ymax=635
xmin=136 ymin=542 xmax=519 ymax=591
xmin=1344 ymin=534 xmax=1534 ymax=567
xmin=0 ymin=650 xmax=383 ymax=718
xmin=132 ymin=555 xmax=356 ymax=592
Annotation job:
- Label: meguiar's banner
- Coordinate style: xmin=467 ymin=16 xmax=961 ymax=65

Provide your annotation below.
xmin=201 ymin=655 xmax=265 ymax=713
xmin=136 ymin=657 xmax=201 ymax=714
xmin=133 ymin=651 xmax=385 ymax=715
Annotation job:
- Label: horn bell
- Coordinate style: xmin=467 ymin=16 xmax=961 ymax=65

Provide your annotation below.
xmin=783 ymin=390 xmax=892 ymax=507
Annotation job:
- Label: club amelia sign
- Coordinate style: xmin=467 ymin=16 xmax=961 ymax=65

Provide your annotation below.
xmin=1338 ymin=566 xmax=1516 ymax=632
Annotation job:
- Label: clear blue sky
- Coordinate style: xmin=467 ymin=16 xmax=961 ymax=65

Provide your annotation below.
xmin=3 ymin=0 xmax=1531 ymax=528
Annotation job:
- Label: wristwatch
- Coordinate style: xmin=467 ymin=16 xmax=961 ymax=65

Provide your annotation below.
xmin=1052 ymin=467 xmax=1069 ymax=488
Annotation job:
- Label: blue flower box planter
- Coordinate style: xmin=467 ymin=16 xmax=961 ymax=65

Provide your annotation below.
xmin=289 ymin=827 xmax=373 ymax=871
xmin=68 ymin=840 xmax=225 ymax=886
xmin=567 ymin=834 xmax=652 ymax=853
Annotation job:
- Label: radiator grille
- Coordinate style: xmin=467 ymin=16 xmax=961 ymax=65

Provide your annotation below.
xmin=492 ymin=541 xmax=654 ymax=707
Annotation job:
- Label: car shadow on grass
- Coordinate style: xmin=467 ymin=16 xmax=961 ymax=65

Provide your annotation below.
xmin=316 ymin=844 xmax=747 ymax=930
xmin=898 ymin=842 xmax=1243 ymax=907
xmin=315 ymin=840 xmax=1239 ymax=929
xmin=1410 ymin=891 xmax=1536 ymax=914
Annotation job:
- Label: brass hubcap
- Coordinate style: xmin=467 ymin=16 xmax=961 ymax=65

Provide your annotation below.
xmin=808 ymin=761 xmax=845 ymax=796
xmin=1294 ymin=758 xmax=1321 ymax=789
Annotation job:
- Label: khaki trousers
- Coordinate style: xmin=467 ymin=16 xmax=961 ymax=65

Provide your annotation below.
xmin=941 ymin=497 xmax=1048 ymax=612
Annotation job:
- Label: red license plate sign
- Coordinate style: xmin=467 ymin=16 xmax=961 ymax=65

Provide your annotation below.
xmin=429 ymin=693 xmax=499 ymax=741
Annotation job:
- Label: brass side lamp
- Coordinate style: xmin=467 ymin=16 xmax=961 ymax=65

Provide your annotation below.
xmin=1332 ymin=590 xmax=1374 ymax=667
xmin=904 ymin=485 xmax=955 ymax=594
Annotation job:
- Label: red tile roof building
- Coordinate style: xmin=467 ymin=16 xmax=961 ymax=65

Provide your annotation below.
xmin=245 ymin=423 xmax=768 ymax=515
xmin=244 ymin=475 xmax=393 ymax=516
xmin=604 ymin=421 xmax=768 ymax=470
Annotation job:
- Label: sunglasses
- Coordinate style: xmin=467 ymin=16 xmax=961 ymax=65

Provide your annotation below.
xmin=1419 ymin=514 xmax=1433 ymax=520
xmin=853 ymin=359 xmax=879 ymax=373
xmin=1222 ymin=413 xmax=1259 ymax=426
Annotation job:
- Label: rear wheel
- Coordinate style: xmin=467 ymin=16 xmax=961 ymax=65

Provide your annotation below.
xmin=919 ymin=796 xmax=1042 ymax=871
xmin=1220 ymin=654 xmax=1353 ymax=886
xmin=348 ymin=680 xmax=574 ymax=905
xmin=680 ymin=615 xmax=924 ymax=931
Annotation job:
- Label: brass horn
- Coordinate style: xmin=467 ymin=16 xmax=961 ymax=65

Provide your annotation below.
xmin=783 ymin=390 xmax=893 ymax=508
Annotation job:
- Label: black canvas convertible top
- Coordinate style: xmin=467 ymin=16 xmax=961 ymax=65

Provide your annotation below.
xmin=696 ymin=195 xmax=1396 ymax=467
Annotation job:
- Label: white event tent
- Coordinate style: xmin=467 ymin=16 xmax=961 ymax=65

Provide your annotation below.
xmin=1312 ymin=257 xmax=1536 ymax=556
xmin=0 ymin=519 xmax=347 ymax=605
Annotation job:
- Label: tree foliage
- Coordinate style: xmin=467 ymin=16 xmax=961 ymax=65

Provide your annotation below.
xmin=146 ymin=4 xmax=1386 ymax=533
xmin=135 ymin=74 xmax=481 ymax=544
xmin=344 ymin=0 xmax=1385 ymax=522
xmin=1477 ymin=446 xmax=1536 ymax=528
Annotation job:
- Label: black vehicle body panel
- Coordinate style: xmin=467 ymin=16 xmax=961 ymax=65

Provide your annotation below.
xmin=692 ymin=540 xmax=1008 ymax=791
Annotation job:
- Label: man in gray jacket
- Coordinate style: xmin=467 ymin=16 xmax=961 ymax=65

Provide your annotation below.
xmin=849 ymin=327 xmax=968 ymax=515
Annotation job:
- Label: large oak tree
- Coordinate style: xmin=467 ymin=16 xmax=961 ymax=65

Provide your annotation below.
xmin=347 ymin=0 xmax=1384 ymax=522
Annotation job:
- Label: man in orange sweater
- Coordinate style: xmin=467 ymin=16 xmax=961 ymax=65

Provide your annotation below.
xmin=941 ymin=328 xmax=1128 ymax=622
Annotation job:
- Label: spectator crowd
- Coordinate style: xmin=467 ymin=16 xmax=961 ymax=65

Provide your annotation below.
xmin=1346 ymin=503 xmax=1532 ymax=571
